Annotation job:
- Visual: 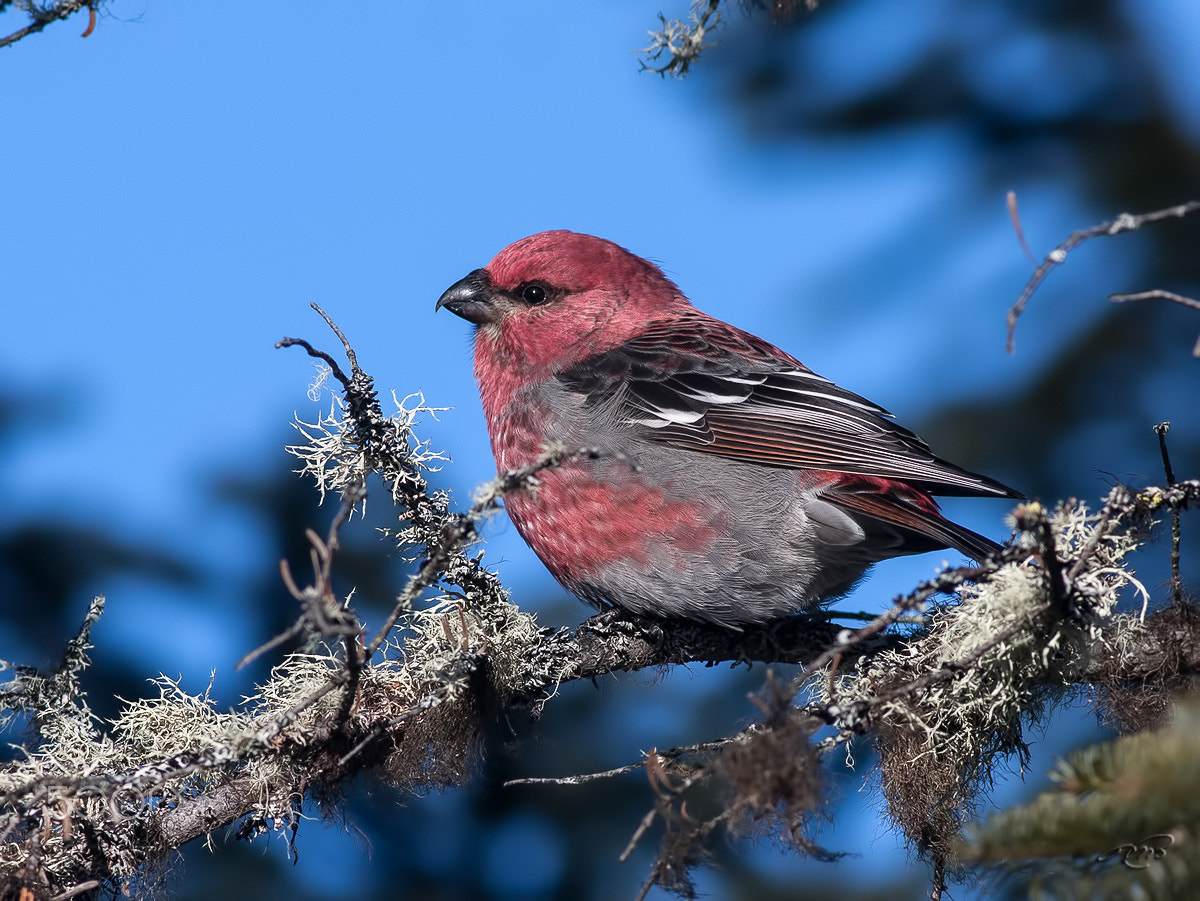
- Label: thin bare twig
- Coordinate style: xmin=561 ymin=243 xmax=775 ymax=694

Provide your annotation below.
xmin=276 ymin=336 xmax=351 ymax=387
xmin=1111 ymin=290 xmax=1200 ymax=356
xmin=1006 ymin=201 xmax=1200 ymax=353
xmin=309 ymin=302 xmax=360 ymax=373
xmin=236 ymin=482 xmax=365 ymax=670
xmin=1154 ymin=423 xmax=1183 ymax=607
xmin=79 ymin=2 xmax=95 ymax=38
xmin=504 ymin=737 xmax=736 ymax=788
xmin=276 ymin=303 xmax=361 ymax=383
xmin=1110 ymin=289 xmax=1200 ymax=312
xmin=1007 ymin=191 xmax=1036 ymax=265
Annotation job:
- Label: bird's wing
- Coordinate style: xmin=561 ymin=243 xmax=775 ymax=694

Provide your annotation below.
xmin=557 ymin=312 xmax=1020 ymax=500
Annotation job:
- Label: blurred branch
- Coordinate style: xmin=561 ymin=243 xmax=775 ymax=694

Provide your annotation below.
xmin=640 ymin=0 xmax=724 ymax=78
xmin=1006 ymin=200 xmax=1200 ymax=354
xmin=637 ymin=0 xmax=821 ymax=77
xmin=956 ymin=697 xmax=1200 ymax=896
xmin=1110 ymin=289 xmax=1200 ymax=313
xmin=0 ymin=0 xmax=93 ymax=50
xmin=1110 ymin=291 xmax=1200 ymax=357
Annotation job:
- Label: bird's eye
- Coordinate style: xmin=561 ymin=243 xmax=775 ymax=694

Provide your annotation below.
xmin=520 ymin=283 xmax=548 ymax=305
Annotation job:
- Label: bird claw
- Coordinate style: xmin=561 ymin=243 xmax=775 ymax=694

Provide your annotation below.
xmin=581 ymin=607 xmax=663 ymax=643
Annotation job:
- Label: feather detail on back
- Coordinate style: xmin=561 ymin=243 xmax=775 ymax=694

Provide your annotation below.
xmin=558 ymin=310 xmax=1021 ymax=501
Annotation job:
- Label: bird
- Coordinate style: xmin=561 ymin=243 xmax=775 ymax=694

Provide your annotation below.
xmin=437 ymin=230 xmax=1020 ymax=627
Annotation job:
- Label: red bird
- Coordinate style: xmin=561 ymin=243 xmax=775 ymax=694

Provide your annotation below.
xmin=437 ymin=231 xmax=1018 ymax=627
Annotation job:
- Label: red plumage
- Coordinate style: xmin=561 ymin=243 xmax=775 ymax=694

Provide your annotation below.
xmin=438 ymin=231 xmax=1019 ymax=626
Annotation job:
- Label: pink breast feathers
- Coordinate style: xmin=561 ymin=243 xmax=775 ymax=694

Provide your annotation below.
xmin=503 ymin=463 xmax=722 ymax=587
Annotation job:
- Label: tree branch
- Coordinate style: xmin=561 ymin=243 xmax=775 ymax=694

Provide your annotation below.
xmin=0 ymin=0 xmax=92 ymax=50
xmin=1006 ymin=200 xmax=1200 ymax=353
xmin=1 ymin=312 xmax=1196 ymax=899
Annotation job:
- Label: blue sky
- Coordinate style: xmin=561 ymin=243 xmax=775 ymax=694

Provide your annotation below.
xmin=4 ymin=1 xmax=1200 ymax=897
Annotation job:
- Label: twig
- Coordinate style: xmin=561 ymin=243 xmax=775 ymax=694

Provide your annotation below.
xmin=622 ymin=809 xmax=659 ymax=866
xmin=276 ymin=335 xmax=351 ymax=387
xmin=812 ymin=609 xmax=928 ymax=625
xmin=337 ymin=688 xmax=450 ymax=767
xmin=309 ymin=302 xmax=360 ymax=373
xmin=866 ymin=605 xmax=1048 ymax=710
xmin=1111 ymin=291 xmax=1200 ymax=356
xmin=1154 ymin=423 xmax=1182 ymax=607
xmin=1016 ymin=503 xmax=1069 ymax=616
xmin=236 ymin=483 xmax=364 ymax=671
xmin=1006 ymin=201 xmax=1200 ymax=354
xmin=930 ymin=858 xmax=947 ymax=901
xmin=503 ymin=737 xmax=736 ymax=788
xmin=0 ymin=0 xmax=90 ymax=49
xmin=785 ymin=545 xmax=1028 ymax=701
xmin=276 ymin=303 xmax=361 ymax=383
xmin=1007 ymin=191 xmax=1036 ymax=265
xmin=1064 ymin=496 xmax=1124 ymax=585
xmin=79 ymin=2 xmax=95 ymax=38
xmin=639 ymin=0 xmax=723 ymax=78
xmin=50 ymin=880 xmax=101 ymax=901
xmin=805 ymin=482 xmax=1200 ymax=745
xmin=1110 ymin=289 xmax=1200 ymax=313
xmin=234 ymin=599 xmax=307 ymax=669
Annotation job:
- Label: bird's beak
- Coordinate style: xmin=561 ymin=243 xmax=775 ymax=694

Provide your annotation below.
xmin=436 ymin=269 xmax=497 ymax=325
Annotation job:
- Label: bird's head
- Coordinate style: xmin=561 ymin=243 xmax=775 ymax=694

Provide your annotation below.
xmin=437 ymin=230 xmax=688 ymax=378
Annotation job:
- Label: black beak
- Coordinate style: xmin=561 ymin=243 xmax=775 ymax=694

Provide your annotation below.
xmin=436 ymin=268 xmax=496 ymax=325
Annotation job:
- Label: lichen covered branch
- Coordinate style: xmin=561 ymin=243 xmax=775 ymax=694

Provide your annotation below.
xmin=0 ymin=315 xmax=1195 ymax=899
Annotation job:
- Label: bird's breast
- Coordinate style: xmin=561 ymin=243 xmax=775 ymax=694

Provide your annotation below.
xmin=487 ymin=388 xmax=718 ymax=574
xmin=502 ymin=464 xmax=724 ymax=587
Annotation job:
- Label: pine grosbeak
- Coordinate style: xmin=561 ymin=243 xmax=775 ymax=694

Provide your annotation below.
xmin=437 ymin=231 xmax=1018 ymax=626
